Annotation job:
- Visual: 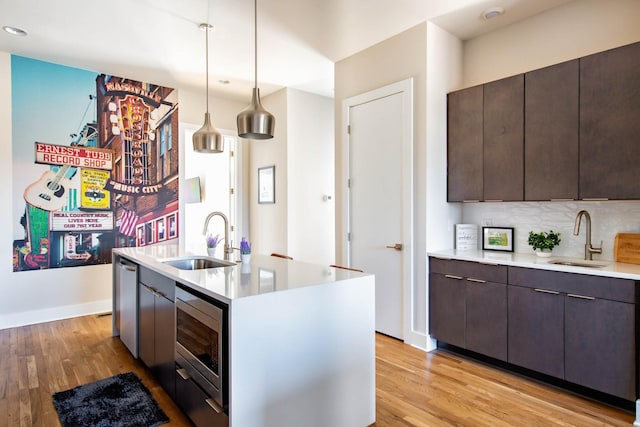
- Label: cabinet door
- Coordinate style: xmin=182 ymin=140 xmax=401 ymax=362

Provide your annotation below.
xmin=580 ymin=41 xmax=640 ymax=199
xmin=524 ymin=60 xmax=579 ymax=200
xmin=138 ymin=283 xmax=156 ymax=368
xmin=466 ymin=281 xmax=507 ymax=361
xmin=428 ymin=273 xmax=465 ymax=348
xmin=508 ymin=286 xmax=564 ymax=378
xmin=154 ymin=295 xmax=176 ymax=399
xmin=447 ymin=85 xmax=483 ymax=202
xmin=565 ymin=295 xmax=635 ymax=400
xmin=484 ymin=74 xmax=524 ymax=201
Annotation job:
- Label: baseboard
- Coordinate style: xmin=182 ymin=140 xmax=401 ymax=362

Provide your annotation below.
xmin=0 ymin=299 xmax=112 ymax=330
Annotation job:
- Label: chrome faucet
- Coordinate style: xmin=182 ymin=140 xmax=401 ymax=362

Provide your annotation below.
xmin=573 ymin=210 xmax=602 ymax=260
xmin=203 ymin=211 xmax=233 ymax=260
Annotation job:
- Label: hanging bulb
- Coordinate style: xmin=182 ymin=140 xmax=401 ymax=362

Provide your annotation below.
xmin=193 ymin=22 xmax=224 ymax=153
xmin=236 ymin=0 xmax=275 ymax=139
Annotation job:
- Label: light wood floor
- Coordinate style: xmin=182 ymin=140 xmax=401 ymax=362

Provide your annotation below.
xmin=0 ymin=314 xmax=634 ymax=426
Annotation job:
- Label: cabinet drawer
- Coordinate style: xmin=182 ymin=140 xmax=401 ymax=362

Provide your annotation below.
xmin=430 ymin=257 xmax=507 ymax=283
xmin=508 ymin=266 xmax=635 ymax=303
xmin=139 ymin=266 xmax=175 ymax=300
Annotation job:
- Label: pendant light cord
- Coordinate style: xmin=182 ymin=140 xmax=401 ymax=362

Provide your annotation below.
xmin=205 ymin=25 xmax=210 ymax=113
xmin=254 ymin=0 xmax=258 ymax=89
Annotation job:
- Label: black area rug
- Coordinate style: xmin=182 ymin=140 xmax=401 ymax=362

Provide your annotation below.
xmin=52 ymin=372 xmax=169 ymax=427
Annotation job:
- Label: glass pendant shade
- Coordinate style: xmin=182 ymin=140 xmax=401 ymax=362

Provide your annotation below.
xmin=193 ymin=112 xmax=223 ymax=152
xmin=237 ymin=88 xmax=275 ymax=139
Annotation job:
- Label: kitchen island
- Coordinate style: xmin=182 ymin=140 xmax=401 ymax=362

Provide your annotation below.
xmin=112 ymin=244 xmax=375 ymax=427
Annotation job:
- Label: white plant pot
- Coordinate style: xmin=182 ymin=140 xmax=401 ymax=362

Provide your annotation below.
xmin=241 ymin=254 xmax=251 ymax=263
xmin=536 ymin=250 xmax=552 ymax=258
xmin=207 ymin=247 xmax=217 ymax=257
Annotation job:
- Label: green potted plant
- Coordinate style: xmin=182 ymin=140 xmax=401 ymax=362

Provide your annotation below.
xmin=528 ymin=230 xmax=561 ymax=257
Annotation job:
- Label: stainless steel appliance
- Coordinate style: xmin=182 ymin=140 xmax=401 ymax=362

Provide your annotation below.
xmin=116 ymin=257 xmax=138 ymax=357
xmin=175 ymin=285 xmax=228 ymax=424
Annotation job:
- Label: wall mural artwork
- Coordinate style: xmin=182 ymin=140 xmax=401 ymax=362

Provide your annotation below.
xmin=11 ymin=56 xmax=179 ymax=272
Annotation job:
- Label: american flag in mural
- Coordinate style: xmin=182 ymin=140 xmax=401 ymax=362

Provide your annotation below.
xmin=119 ymin=209 xmax=139 ymax=237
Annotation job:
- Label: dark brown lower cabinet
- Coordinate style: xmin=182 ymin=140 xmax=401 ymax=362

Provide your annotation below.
xmin=565 ymin=295 xmax=635 ymax=400
xmin=429 ymin=273 xmax=465 ymax=349
xmin=507 ymin=285 xmax=564 ymax=379
xmin=466 ymin=280 xmax=507 ymax=361
xmin=428 ymin=258 xmax=508 ymax=361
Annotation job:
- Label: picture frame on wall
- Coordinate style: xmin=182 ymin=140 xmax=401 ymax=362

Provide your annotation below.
xmin=482 ymin=227 xmax=514 ymax=252
xmin=258 ymin=165 xmax=275 ymax=204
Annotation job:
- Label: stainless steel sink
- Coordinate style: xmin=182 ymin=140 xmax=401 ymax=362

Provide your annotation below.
xmin=161 ymin=256 xmax=235 ymax=270
xmin=547 ymin=259 xmax=609 ymax=268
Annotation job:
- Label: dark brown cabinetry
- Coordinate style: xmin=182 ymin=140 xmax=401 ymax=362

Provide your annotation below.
xmin=448 ymin=41 xmax=640 ymax=202
xmin=483 ymin=75 xmax=524 ymax=201
xmin=524 ymin=60 xmax=579 ymax=200
xmin=447 ymin=86 xmax=483 ymax=202
xmin=138 ymin=266 xmax=176 ymax=398
xmin=429 ymin=257 xmax=508 ymax=361
xmin=508 ymin=266 xmax=636 ymax=400
xmin=507 ymin=285 xmax=564 ymax=378
xmin=580 ymin=41 xmax=640 ymax=199
xmin=175 ymin=361 xmax=228 ymax=427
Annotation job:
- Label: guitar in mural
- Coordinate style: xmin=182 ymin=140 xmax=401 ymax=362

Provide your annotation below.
xmin=23 ymin=126 xmax=95 ymax=211
xmin=23 ymin=166 xmax=73 ymax=211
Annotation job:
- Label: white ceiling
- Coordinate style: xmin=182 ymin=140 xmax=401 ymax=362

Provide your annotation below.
xmin=0 ymin=0 xmax=574 ymax=101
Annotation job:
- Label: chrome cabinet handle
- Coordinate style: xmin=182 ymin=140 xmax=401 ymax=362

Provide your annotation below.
xmin=466 ymin=278 xmax=486 ymax=283
xmin=386 ymin=243 xmax=403 ymax=251
xmin=567 ymin=293 xmax=595 ymax=300
xmin=205 ymin=398 xmax=223 ymax=414
xmin=176 ymin=368 xmax=190 ymax=380
xmin=534 ymin=288 xmax=560 ymax=295
xmin=444 ymin=274 xmax=463 ymax=280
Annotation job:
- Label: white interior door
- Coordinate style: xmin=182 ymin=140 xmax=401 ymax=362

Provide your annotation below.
xmin=346 ymin=80 xmax=413 ymax=340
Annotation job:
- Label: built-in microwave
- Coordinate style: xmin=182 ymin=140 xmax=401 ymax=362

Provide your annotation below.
xmin=175 ymin=285 xmax=228 ymax=413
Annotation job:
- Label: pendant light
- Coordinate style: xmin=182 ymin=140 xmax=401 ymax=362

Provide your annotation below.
xmin=193 ymin=23 xmax=224 ymax=153
xmin=236 ymin=0 xmax=275 ymax=139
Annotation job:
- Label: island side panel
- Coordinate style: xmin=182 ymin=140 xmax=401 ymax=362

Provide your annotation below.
xmin=228 ymin=275 xmax=376 ymax=427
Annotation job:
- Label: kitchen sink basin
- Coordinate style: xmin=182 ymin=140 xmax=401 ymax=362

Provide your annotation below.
xmin=547 ymin=259 xmax=609 ymax=268
xmin=161 ymin=256 xmax=235 ymax=270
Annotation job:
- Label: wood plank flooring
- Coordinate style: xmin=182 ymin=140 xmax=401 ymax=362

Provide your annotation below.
xmin=0 ymin=314 xmax=634 ymax=426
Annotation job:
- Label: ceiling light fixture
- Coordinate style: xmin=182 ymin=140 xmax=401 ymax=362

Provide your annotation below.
xmin=482 ymin=6 xmax=505 ymax=20
xmin=236 ymin=0 xmax=275 ymax=140
xmin=193 ymin=22 xmax=224 ymax=153
xmin=3 ymin=26 xmax=28 ymax=37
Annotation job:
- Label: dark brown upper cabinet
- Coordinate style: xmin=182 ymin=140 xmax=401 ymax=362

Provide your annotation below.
xmin=580 ymin=41 xmax=640 ymax=200
xmin=447 ymin=85 xmax=483 ymax=202
xmin=524 ymin=60 xmax=579 ymax=201
xmin=483 ymin=75 xmax=524 ymax=201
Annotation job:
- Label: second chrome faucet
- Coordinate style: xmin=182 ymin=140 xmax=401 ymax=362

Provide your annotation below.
xmin=573 ymin=210 xmax=602 ymax=261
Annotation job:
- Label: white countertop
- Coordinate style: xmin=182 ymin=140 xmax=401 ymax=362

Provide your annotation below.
xmin=113 ymin=243 xmax=369 ymax=303
xmin=428 ymin=249 xmax=640 ymax=280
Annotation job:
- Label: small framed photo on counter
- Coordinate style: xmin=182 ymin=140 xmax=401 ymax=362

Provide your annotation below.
xmin=482 ymin=227 xmax=514 ymax=252
xmin=455 ymin=224 xmax=478 ymax=251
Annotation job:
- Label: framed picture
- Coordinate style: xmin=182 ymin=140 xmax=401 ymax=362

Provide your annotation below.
xmin=167 ymin=213 xmax=177 ymax=238
xmin=258 ymin=166 xmax=275 ymax=204
xmin=482 ymin=227 xmax=514 ymax=252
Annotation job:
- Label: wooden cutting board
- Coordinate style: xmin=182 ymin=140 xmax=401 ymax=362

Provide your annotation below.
xmin=614 ymin=233 xmax=640 ymax=264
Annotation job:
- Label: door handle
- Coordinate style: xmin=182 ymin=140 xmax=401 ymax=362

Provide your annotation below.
xmin=386 ymin=243 xmax=403 ymax=251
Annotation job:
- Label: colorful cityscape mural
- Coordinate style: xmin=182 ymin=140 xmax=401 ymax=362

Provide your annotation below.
xmin=11 ymin=56 xmax=179 ymax=272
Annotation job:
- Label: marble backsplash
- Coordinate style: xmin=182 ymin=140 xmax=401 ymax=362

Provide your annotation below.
xmin=461 ymin=201 xmax=640 ymax=261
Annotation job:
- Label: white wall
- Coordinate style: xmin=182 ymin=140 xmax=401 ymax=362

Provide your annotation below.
xmin=249 ymin=88 xmax=335 ymax=265
xmin=335 ymin=23 xmax=428 ymax=349
xmin=455 ymin=0 xmax=640 ymax=257
xmin=249 ymin=89 xmax=288 ymax=256
xmin=287 ymin=89 xmax=335 ymax=265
